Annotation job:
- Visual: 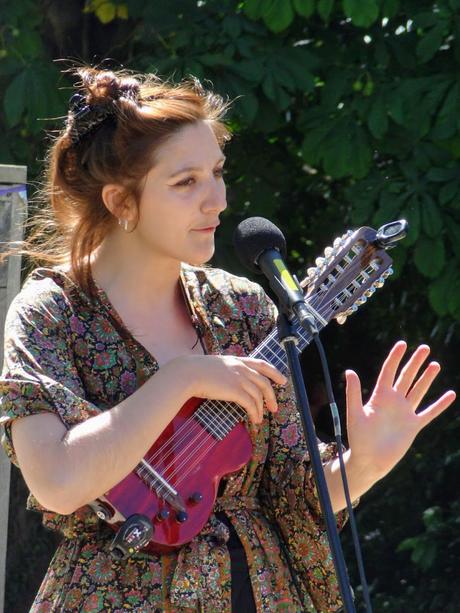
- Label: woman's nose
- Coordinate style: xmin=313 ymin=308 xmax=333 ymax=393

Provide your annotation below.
xmin=201 ymin=177 xmax=227 ymax=213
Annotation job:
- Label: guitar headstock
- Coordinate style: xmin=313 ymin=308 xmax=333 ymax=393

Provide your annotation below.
xmin=300 ymin=221 xmax=407 ymax=326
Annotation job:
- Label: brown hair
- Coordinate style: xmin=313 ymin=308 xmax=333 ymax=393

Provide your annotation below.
xmin=14 ymin=66 xmax=232 ymax=295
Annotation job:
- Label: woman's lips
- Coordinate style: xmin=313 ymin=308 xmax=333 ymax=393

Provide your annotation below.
xmin=192 ymin=224 xmax=220 ymax=232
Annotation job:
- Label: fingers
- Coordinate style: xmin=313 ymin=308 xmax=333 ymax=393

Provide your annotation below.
xmin=394 ymin=345 xmax=430 ymax=396
xmin=244 ymin=369 xmax=279 ymax=414
xmin=406 ymin=361 xmax=441 ymax=408
xmin=239 ymin=380 xmax=265 ymax=424
xmin=232 ymin=388 xmax=263 ymax=425
xmin=242 ymin=358 xmax=287 ymax=386
xmin=345 ymin=370 xmax=363 ymax=413
xmin=375 ymin=340 xmax=407 ymax=389
xmin=418 ymin=390 xmax=456 ymax=428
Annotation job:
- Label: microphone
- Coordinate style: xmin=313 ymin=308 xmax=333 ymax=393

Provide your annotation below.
xmin=233 ymin=217 xmax=318 ymax=332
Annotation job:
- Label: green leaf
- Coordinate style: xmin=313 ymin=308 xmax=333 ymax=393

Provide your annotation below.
xmin=428 ymin=269 xmax=457 ymax=315
xmin=401 ymin=196 xmax=421 ymax=246
xmin=293 ymin=0 xmax=315 ymax=17
xmin=373 ymin=190 xmax=404 ymax=227
xmin=446 ymin=218 xmax=460 ymax=258
xmin=343 ymin=0 xmax=379 ymax=28
xmin=420 ymin=195 xmax=443 ymax=237
xmin=382 ymin=0 xmax=399 ymax=18
xmin=262 ymin=73 xmax=291 ymax=110
xmin=321 ymin=70 xmax=350 ymax=109
xmin=431 ymin=83 xmax=459 ymax=140
xmin=301 ymin=121 xmax=335 ymax=166
xmin=232 ymin=59 xmax=265 ymax=83
xmin=280 ymin=47 xmax=317 ymax=92
xmin=244 ymin=0 xmax=266 ymax=19
xmin=447 ymin=277 xmax=460 ymax=318
xmin=368 ymin=95 xmax=388 ymax=139
xmin=317 ymin=0 xmax=334 ymax=21
xmin=414 ymin=236 xmax=445 ymax=278
xmin=4 ymin=69 xmax=28 ymax=127
xmin=426 ymin=166 xmax=459 ymax=182
xmin=411 ymin=539 xmax=437 ymax=571
xmin=439 ymin=180 xmax=459 ymax=205
xmin=222 ymin=16 xmax=242 ymax=39
xmin=263 ymin=0 xmax=295 ymax=32
xmin=350 ymin=125 xmax=372 ymax=178
xmin=417 ymin=23 xmax=446 ymax=63
xmin=237 ymin=92 xmax=259 ymax=123
xmin=95 ymin=1 xmax=116 ymax=24
xmin=387 ymin=90 xmax=404 ymax=125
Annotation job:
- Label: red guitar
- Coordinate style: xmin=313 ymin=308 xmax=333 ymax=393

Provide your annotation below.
xmin=91 ymin=221 xmax=406 ymax=557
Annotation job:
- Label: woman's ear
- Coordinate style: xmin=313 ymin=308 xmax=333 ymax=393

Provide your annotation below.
xmin=101 ymin=184 xmax=136 ymax=222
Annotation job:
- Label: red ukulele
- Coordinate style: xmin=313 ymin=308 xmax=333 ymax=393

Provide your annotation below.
xmin=90 ymin=221 xmax=406 ymax=557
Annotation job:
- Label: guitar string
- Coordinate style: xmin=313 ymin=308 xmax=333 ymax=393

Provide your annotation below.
xmin=140 ymin=289 xmax=369 ymax=494
xmin=138 ymin=281 xmax=354 ymax=492
xmin=138 ymin=256 xmax=379 ymax=491
xmin=139 ymin=302 xmax=310 ymax=480
xmin=139 ymin=271 xmax=333 ymax=475
xmin=138 ymin=266 xmax=370 ymax=492
xmin=142 ymin=296 xmax=336 ymax=490
xmin=165 ymin=263 xmax=379 ymax=488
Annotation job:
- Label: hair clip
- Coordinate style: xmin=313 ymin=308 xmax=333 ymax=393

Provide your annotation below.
xmin=66 ymin=92 xmax=115 ymax=146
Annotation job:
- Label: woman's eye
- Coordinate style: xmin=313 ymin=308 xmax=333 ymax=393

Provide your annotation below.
xmin=214 ymin=167 xmax=226 ymax=178
xmin=175 ymin=177 xmax=195 ymax=187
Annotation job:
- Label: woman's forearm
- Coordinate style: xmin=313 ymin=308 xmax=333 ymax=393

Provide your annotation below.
xmin=323 ymin=449 xmax=385 ymax=514
xmin=13 ymin=358 xmax=195 ymax=515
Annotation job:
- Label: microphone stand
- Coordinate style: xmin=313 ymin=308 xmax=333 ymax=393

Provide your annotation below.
xmin=277 ymin=309 xmax=356 ymax=613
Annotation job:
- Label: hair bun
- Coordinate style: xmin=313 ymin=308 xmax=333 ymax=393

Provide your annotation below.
xmin=77 ymin=68 xmax=139 ymax=106
xmin=119 ymin=78 xmax=141 ymax=101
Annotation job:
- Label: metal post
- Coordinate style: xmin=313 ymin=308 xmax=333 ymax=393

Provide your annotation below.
xmin=0 ymin=164 xmax=27 ymax=613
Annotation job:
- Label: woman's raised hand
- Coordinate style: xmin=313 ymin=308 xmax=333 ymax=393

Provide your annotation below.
xmin=171 ymin=355 xmax=287 ymax=425
xmin=345 ymin=341 xmax=456 ymax=479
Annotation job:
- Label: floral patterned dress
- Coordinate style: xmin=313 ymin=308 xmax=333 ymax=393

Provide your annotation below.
xmin=0 ymin=265 xmax=346 ymax=612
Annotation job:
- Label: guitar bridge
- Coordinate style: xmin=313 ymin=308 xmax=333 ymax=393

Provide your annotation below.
xmin=136 ymin=460 xmax=186 ymax=512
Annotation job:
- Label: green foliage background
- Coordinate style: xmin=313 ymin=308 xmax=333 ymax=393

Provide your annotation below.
xmin=1 ymin=0 xmax=459 ymax=611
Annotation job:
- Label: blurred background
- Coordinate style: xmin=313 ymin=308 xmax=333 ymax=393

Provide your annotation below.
xmin=1 ymin=0 xmax=459 ymax=611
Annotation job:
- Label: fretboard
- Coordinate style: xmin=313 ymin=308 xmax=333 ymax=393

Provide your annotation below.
xmin=194 ymin=317 xmax=320 ymax=440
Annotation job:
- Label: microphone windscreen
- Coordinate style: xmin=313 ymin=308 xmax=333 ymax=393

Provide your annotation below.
xmin=233 ymin=217 xmax=287 ymax=274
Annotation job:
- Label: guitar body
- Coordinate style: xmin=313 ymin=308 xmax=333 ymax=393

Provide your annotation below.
xmin=104 ymin=397 xmax=252 ymax=552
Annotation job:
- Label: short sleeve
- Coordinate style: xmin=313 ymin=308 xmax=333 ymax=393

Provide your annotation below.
xmin=0 ymin=283 xmax=99 ymax=466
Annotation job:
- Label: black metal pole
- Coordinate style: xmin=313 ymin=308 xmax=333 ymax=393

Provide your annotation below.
xmin=277 ymin=312 xmax=356 ymax=613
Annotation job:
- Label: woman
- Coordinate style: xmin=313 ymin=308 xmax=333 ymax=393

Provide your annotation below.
xmin=0 ymin=67 xmax=455 ymax=612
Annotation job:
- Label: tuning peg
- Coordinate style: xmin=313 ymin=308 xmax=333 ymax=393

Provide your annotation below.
xmin=307 ymin=267 xmax=317 ymax=278
xmin=382 ymin=267 xmax=393 ymax=278
xmin=364 ymin=287 xmax=376 ymax=298
xmin=373 ymin=277 xmax=385 ymax=288
xmin=315 ymin=257 xmax=325 ymax=267
xmin=347 ymin=304 xmax=358 ymax=315
xmin=336 ymin=314 xmax=347 ymax=325
xmin=333 ymin=237 xmax=343 ymax=248
xmin=356 ymin=296 xmax=367 ymax=305
xmin=324 ymin=246 xmax=334 ymax=258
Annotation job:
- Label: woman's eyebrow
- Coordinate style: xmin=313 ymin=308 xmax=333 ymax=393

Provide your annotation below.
xmin=169 ymin=156 xmax=226 ymax=178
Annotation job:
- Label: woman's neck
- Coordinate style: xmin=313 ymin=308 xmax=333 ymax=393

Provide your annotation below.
xmin=90 ymin=235 xmax=182 ymax=315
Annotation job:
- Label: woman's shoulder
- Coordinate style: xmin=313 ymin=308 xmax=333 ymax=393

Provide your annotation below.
xmin=182 ymin=263 xmax=276 ymax=325
xmin=7 ymin=266 xmax=87 ymax=325
xmin=182 ymin=263 xmax=266 ymax=300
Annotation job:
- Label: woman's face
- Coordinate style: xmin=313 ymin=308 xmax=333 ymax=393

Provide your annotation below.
xmin=131 ymin=120 xmax=227 ymax=266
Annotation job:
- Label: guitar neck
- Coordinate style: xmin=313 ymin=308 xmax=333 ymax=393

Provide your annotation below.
xmin=193 ymin=313 xmax=320 ymax=439
xmin=250 ymin=315 xmax=318 ymax=375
